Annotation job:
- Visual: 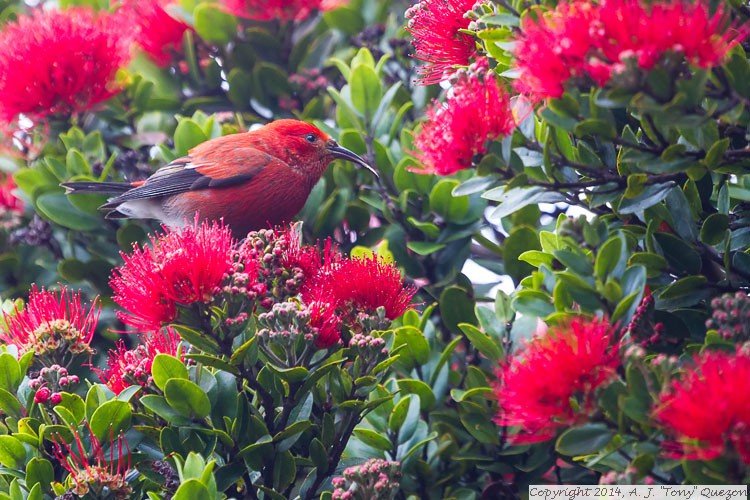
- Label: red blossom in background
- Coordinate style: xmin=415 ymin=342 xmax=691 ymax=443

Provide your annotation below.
xmin=305 ymin=255 xmax=417 ymax=322
xmin=0 ymin=8 xmax=131 ymax=125
xmin=0 ymin=285 xmax=100 ymax=360
xmin=111 ymin=219 xmax=235 ymax=331
xmin=405 ymin=0 xmax=478 ymax=85
xmin=412 ymin=59 xmax=516 ymax=175
xmin=512 ymin=0 xmax=747 ymax=102
xmin=95 ymin=328 xmax=182 ymax=394
xmin=494 ymin=317 xmax=621 ymax=444
xmin=119 ymin=0 xmax=191 ymax=67
xmin=53 ymin=427 xmax=132 ymax=498
xmin=221 ymin=0 xmax=346 ymax=21
xmin=513 ymin=1 xmax=600 ymax=100
xmin=654 ymin=348 xmax=750 ymax=463
xmin=0 ymin=173 xmax=22 ymax=214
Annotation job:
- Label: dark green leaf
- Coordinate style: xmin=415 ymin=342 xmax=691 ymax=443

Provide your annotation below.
xmin=165 ymin=379 xmax=211 ymax=419
xmin=90 ymin=400 xmax=132 ymax=442
xmin=151 ymin=354 xmax=189 ymax=391
xmin=555 ymin=424 xmax=613 ymax=456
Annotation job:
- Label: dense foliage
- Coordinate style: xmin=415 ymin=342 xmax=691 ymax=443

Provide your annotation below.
xmin=0 ymin=0 xmax=749 ymax=498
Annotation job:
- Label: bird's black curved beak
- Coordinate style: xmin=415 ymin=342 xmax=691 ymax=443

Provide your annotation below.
xmin=327 ymin=140 xmax=379 ymax=178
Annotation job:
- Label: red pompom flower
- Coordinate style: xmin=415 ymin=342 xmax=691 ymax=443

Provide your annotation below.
xmin=119 ymin=0 xmax=191 ymax=67
xmin=221 ymin=0 xmax=345 ymax=22
xmin=654 ymin=348 xmax=750 ymax=463
xmin=412 ymin=59 xmax=516 ymax=175
xmin=95 ymin=328 xmax=182 ymax=395
xmin=0 ymin=8 xmax=131 ymax=124
xmin=494 ymin=317 xmax=621 ymax=444
xmin=0 ymin=285 xmax=100 ymax=362
xmin=512 ymin=0 xmax=747 ymax=102
xmin=304 ymin=254 xmax=417 ymax=323
xmin=111 ymin=219 xmax=235 ymax=331
xmin=405 ymin=0 xmax=479 ymax=85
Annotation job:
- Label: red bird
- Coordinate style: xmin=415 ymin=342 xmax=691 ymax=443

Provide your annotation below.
xmin=62 ymin=119 xmax=376 ymax=237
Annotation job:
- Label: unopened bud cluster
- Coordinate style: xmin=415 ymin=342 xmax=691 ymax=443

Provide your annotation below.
xmin=331 ymin=458 xmax=401 ymax=500
xmin=353 ymin=307 xmax=392 ymax=334
xmin=220 ymin=257 xmax=267 ymax=303
xmin=349 ymin=333 xmax=389 ymax=374
xmin=30 ymin=364 xmax=77 ymax=405
xmin=257 ymin=301 xmax=316 ymax=346
xmin=626 ymin=291 xmax=664 ymax=346
xmin=466 ymin=1 xmax=495 ymax=31
xmin=706 ymin=292 xmax=750 ymax=342
xmin=243 ymin=229 xmax=307 ymax=306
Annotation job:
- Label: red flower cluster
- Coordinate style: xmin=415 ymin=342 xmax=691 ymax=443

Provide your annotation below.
xmin=405 ymin=0 xmax=478 ymax=85
xmin=513 ymin=0 xmax=747 ymax=101
xmin=112 ymin=220 xmax=416 ymax=348
xmin=303 ymin=254 xmax=417 ymax=327
xmin=494 ymin=317 xmax=621 ymax=443
xmin=0 ymin=173 xmax=22 ymax=228
xmin=118 ymin=0 xmax=191 ymax=67
xmin=111 ymin=219 xmax=234 ymax=331
xmin=0 ymin=8 xmax=131 ymax=124
xmin=221 ymin=0 xmax=346 ymax=22
xmin=95 ymin=328 xmax=182 ymax=394
xmin=0 ymin=285 xmax=100 ymax=361
xmin=0 ymin=173 xmax=22 ymax=215
xmin=53 ymin=427 xmax=132 ymax=498
xmin=654 ymin=348 xmax=750 ymax=463
xmin=412 ymin=59 xmax=516 ymax=175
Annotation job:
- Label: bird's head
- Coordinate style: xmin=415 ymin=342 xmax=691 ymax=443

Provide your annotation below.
xmin=263 ymin=119 xmax=378 ymax=179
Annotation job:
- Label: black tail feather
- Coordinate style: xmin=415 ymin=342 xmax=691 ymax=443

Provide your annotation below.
xmin=60 ymin=181 xmax=132 ymax=195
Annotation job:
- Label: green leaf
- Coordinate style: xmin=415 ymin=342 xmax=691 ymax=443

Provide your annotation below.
xmin=349 ymin=65 xmax=382 ymax=117
xmin=353 ymin=428 xmax=392 ymax=451
xmin=322 ymin=6 xmax=364 ymax=35
xmin=396 ymin=379 xmax=435 ymax=410
xmin=173 ymin=479 xmax=211 ymax=500
xmin=555 ymin=423 xmax=613 ymax=456
xmin=617 ymin=183 xmax=674 ymax=214
xmin=504 ymin=227 xmax=541 ymax=283
xmin=173 ymin=119 xmax=208 ymax=157
xmin=406 ymin=241 xmax=446 ymax=255
xmin=511 ymin=290 xmax=554 ymax=317
xmin=25 ymin=458 xmax=53 ymax=493
xmin=36 ymin=193 xmax=101 ymax=231
xmin=193 ymin=3 xmax=237 ymax=44
xmin=273 ymin=450 xmax=296 ymax=491
xmin=0 ymin=354 xmax=20 ymax=393
xmin=458 ymin=323 xmax=503 ymax=363
xmin=165 ymin=379 xmax=211 ymax=419
xmin=484 ymin=186 xmax=566 ymax=221
xmin=0 ymin=436 xmax=25 ymax=469
xmin=439 ymin=286 xmax=478 ymax=333
xmin=388 ymin=395 xmax=412 ymax=433
xmin=0 ymin=389 xmax=21 ymax=419
xmin=392 ymin=326 xmax=430 ymax=371
xmin=143 ymin=394 xmax=192 ymax=426
xmin=152 ymin=354 xmax=189 ymax=391
xmin=90 ymin=400 xmax=132 ymax=442
xmin=703 ymin=138 xmax=730 ymax=169
xmin=429 ymin=179 xmax=470 ymax=222
xmin=700 ymin=213 xmax=729 ymax=245
xmin=595 ymin=234 xmax=625 ymax=281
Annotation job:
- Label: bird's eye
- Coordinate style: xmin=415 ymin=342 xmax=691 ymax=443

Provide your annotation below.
xmin=305 ymin=133 xmax=317 ymax=143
